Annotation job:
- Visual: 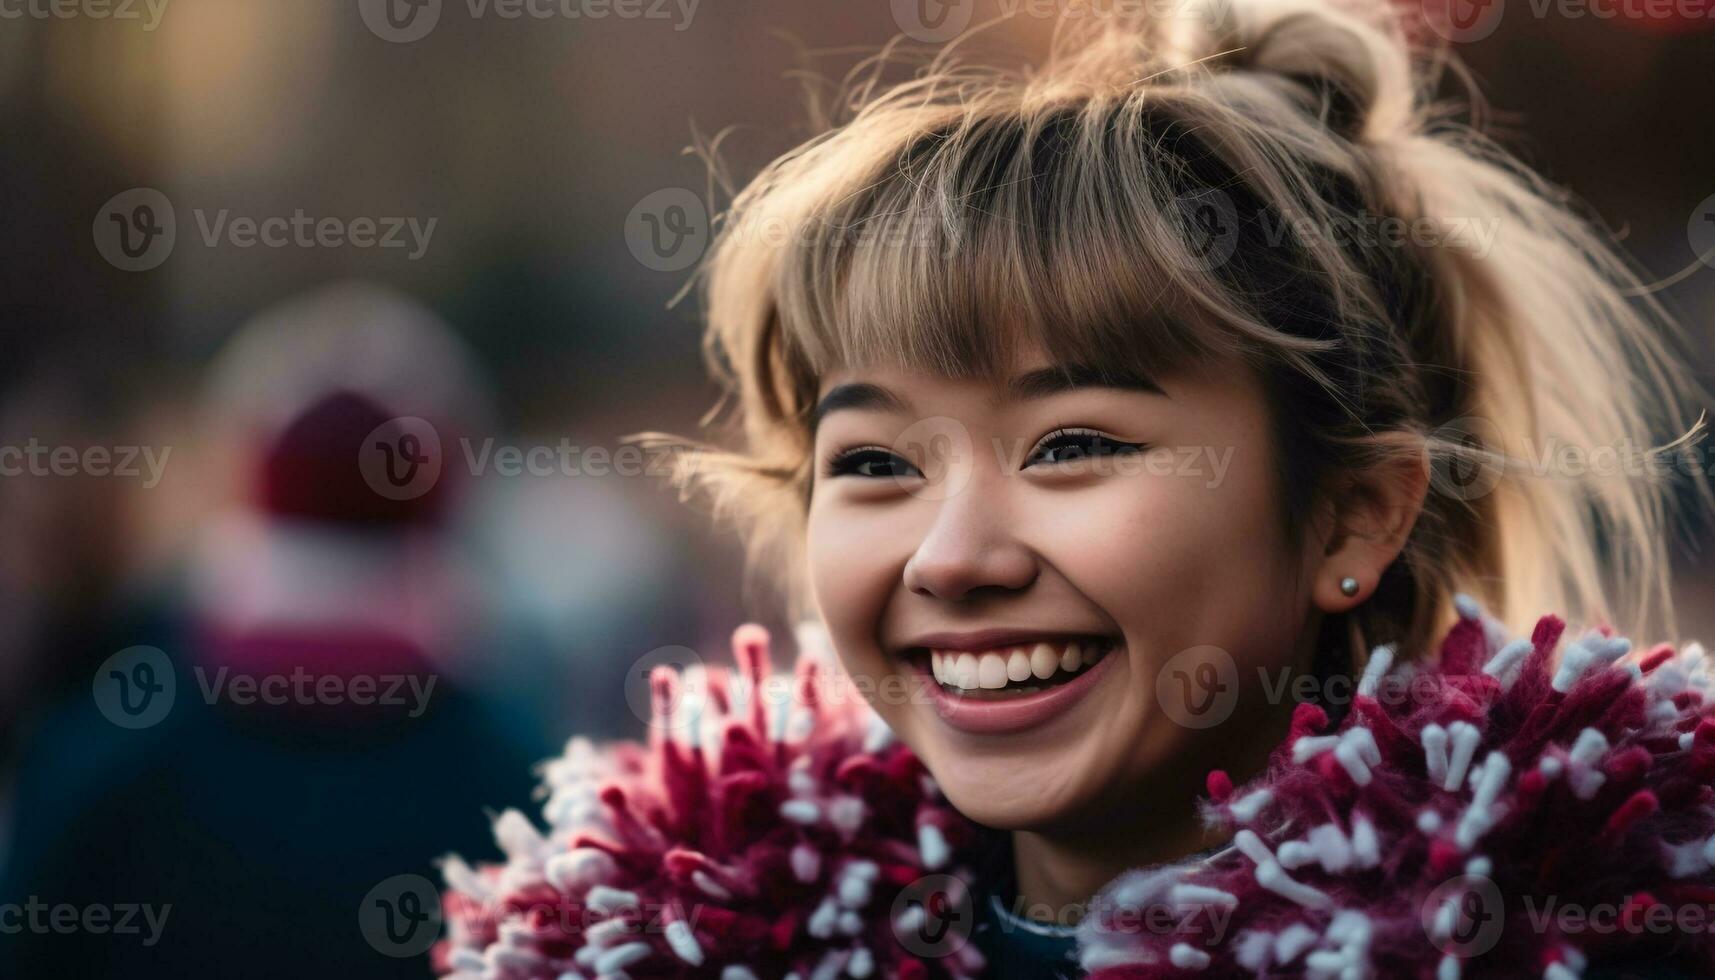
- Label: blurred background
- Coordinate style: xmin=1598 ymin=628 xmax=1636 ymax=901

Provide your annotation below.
xmin=0 ymin=0 xmax=1712 ymax=975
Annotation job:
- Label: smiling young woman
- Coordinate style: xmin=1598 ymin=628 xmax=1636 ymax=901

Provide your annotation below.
xmin=803 ymin=349 xmax=1360 ymax=911
xmin=436 ymin=0 xmax=1715 ymax=976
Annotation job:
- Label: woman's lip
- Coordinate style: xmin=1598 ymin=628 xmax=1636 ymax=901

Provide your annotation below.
xmin=909 ymin=645 xmax=1120 ymax=735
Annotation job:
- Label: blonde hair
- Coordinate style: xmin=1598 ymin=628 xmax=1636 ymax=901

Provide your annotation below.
xmin=634 ymin=0 xmax=1710 ymax=660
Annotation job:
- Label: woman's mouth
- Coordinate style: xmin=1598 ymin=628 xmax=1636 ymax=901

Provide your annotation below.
xmin=902 ymin=636 xmax=1120 ymax=735
xmin=926 ymin=638 xmax=1111 ymax=698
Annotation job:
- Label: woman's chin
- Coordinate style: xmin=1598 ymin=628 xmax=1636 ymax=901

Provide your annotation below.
xmin=921 ymin=751 xmax=1093 ymax=830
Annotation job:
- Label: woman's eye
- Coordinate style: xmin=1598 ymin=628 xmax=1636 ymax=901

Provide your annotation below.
xmin=827 ymin=447 xmax=923 ymax=480
xmin=1024 ymin=429 xmax=1145 ymax=468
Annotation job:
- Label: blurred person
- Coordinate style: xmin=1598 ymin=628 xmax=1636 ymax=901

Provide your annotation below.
xmin=0 ymin=381 xmax=135 ymax=877
xmin=435 ymin=1 xmax=1715 ymax=978
xmin=0 ymin=282 xmax=543 ymax=978
xmin=460 ymin=459 xmax=703 ymax=743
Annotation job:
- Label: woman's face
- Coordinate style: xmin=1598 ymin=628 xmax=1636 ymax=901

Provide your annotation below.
xmin=805 ymin=342 xmax=1320 ymax=831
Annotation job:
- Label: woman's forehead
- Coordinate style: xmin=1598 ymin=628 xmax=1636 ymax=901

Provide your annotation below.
xmin=815 ymin=336 xmax=1057 ymax=392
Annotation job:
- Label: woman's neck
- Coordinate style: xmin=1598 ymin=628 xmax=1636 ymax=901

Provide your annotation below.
xmin=1006 ymin=689 xmax=1300 ymax=924
xmin=1010 ymin=809 xmax=1220 ymax=922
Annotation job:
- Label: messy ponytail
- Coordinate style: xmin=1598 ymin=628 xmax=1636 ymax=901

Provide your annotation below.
xmin=635 ymin=0 xmax=1710 ymax=661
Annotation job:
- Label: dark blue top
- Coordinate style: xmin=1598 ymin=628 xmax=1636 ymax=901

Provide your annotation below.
xmin=971 ymin=883 xmax=1083 ymax=980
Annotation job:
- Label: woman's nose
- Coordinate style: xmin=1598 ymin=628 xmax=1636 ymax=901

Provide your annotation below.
xmin=901 ymin=487 xmax=1038 ymax=602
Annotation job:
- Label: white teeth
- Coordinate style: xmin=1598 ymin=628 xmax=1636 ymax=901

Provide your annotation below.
xmin=1007 ymin=648 xmax=1033 ymax=682
xmin=928 ymin=639 xmax=1110 ymax=692
xmin=954 ymin=653 xmax=978 ymax=690
xmin=1030 ymin=643 xmax=1058 ymax=679
xmin=1060 ymin=643 xmax=1081 ymax=673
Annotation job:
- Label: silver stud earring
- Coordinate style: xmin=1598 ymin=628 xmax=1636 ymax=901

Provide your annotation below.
xmin=1339 ymin=576 xmax=1360 ymax=597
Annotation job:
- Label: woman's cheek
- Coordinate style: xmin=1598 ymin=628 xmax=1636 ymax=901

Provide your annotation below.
xmin=1025 ymin=459 xmax=1286 ymax=655
xmin=805 ymin=499 xmax=907 ymax=700
xmin=1024 ymin=472 xmax=1223 ymax=595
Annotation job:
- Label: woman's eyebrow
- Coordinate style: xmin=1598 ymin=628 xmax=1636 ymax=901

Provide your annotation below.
xmin=810 ymin=382 xmax=909 ymax=432
xmin=1007 ymin=364 xmax=1167 ymax=400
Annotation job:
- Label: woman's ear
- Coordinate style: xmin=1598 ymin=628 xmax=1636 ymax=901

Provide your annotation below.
xmin=1312 ymin=447 xmax=1430 ymax=613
